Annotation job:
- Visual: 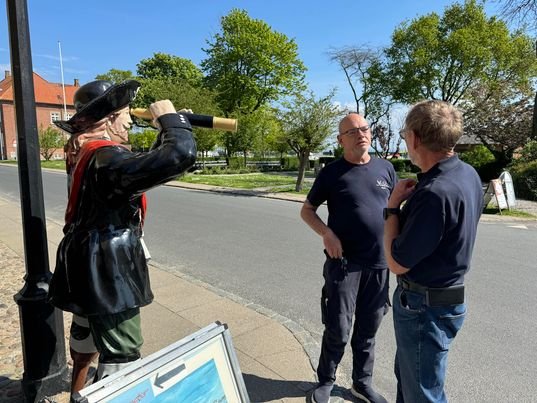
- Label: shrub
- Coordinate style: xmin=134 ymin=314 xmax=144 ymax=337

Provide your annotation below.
xmin=459 ymin=146 xmax=502 ymax=181
xmin=459 ymin=145 xmax=495 ymax=168
xmin=390 ymin=159 xmax=407 ymax=172
xmin=510 ymin=161 xmax=537 ymax=201
xmin=516 ymin=140 xmax=537 ymax=163
xmin=281 ymin=156 xmax=299 ymax=170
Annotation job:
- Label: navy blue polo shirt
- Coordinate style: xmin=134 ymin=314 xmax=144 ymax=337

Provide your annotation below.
xmin=392 ymin=155 xmax=483 ymax=287
xmin=307 ymin=157 xmax=397 ymax=268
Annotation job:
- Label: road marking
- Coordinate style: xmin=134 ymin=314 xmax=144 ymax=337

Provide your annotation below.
xmin=507 ymin=225 xmax=528 ymax=229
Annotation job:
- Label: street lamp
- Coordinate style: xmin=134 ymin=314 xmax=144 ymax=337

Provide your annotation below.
xmin=6 ymin=0 xmax=68 ymax=401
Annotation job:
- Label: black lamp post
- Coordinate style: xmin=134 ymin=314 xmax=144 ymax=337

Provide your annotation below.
xmin=6 ymin=0 xmax=68 ymax=401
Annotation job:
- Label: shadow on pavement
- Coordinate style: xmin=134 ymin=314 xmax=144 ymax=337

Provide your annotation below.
xmin=243 ymin=373 xmax=314 ymax=401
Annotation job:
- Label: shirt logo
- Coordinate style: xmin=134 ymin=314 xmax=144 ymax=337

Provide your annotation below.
xmin=376 ymin=179 xmax=390 ymax=191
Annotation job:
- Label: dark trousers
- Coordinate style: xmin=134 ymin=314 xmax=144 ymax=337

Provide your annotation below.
xmin=317 ymin=258 xmax=389 ymax=387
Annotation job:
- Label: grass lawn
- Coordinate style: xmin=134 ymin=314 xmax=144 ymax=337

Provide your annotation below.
xmin=41 ymin=160 xmax=66 ymax=170
xmin=482 ymin=207 xmax=535 ymax=218
xmin=178 ymin=172 xmax=312 ymax=193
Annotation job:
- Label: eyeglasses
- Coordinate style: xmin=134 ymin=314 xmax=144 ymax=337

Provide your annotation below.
xmin=340 ymin=125 xmax=370 ymax=136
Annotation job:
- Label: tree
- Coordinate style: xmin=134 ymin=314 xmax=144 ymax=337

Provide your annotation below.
xmin=383 ymin=0 xmax=536 ymax=105
xmin=252 ymin=107 xmax=281 ymax=158
xmin=379 ymin=0 xmax=537 ymax=163
xmin=129 ymin=129 xmax=157 ymax=152
xmin=463 ymin=87 xmax=534 ymax=164
xmin=39 ymin=126 xmax=64 ymax=161
xmin=370 ymin=112 xmax=404 ymax=159
xmin=328 ymin=46 xmax=393 ymax=123
xmin=201 ymin=9 xmax=306 ymax=116
xmin=496 ymin=0 xmax=537 ymax=29
xmin=95 ymin=69 xmax=136 ymax=83
xmin=136 ymin=53 xmax=203 ymax=87
xmin=195 ymin=128 xmax=220 ymax=162
xmin=278 ymin=91 xmax=342 ymax=191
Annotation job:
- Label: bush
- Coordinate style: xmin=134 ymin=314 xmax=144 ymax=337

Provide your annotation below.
xmin=281 ymin=156 xmax=299 ymax=171
xmin=390 ymin=159 xmax=407 ymax=172
xmin=516 ymin=140 xmax=537 ymax=163
xmin=459 ymin=145 xmax=495 ymax=167
xmin=459 ymin=146 xmax=502 ymax=181
xmin=510 ymin=161 xmax=537 ymax=201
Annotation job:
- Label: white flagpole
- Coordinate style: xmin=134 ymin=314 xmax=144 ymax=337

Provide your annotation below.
xmin=58 ymin=41 xmax=67 ymax=118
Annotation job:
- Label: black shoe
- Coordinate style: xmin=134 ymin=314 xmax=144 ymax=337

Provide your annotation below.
xmin=306 ymin=384 xmax=333 ymax=403
xmin=350 ymin=384 xmax=388 ymax=403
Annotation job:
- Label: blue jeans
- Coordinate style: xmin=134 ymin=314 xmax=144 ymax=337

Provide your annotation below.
xmin=393 ymin=286 xmax=466 ymax=403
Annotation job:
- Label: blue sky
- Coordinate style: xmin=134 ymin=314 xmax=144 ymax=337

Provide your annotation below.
xmin=0 ymin=0 xmax=502 ymax=108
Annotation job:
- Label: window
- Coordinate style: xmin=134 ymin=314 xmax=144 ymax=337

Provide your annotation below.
xmin=64 ymin=112 xmax=72 ymax=120
xmin=50 ymin=112 xmax=61 ymax=123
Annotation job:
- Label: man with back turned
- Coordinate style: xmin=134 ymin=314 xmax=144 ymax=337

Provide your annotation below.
xmin=384 ymin=100 xmax=483 ymax=402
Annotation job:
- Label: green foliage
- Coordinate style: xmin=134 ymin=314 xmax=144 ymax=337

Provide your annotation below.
xmin=281 ymin=156 xmax=300 ymax=170
xmin=459 ymin=145 xmax=496 ymax=168
xmin=136 ymin=53 xmax=203 ymax=87
xmin=516 ymin=140 xmax=537 ymax=163
xmin=132 ymin=76 xmax=223 ymax=156
xmin=459 ymin=145 xmax=502 ymax=181
xmin=129 ymin=129 xmax=157 ymax=152
xmin=38 ymin=126 xmax=65 ymax=161
xmin=384 ymin=0 xmax=537 ymax=105
xmin=95 ymin=69 xmax=136 ymax=84
xmin=389 ymin=158 xmax=407 ymax=172
xmin=279 ymin=90 xmax=342 ymax=191
xmin=279 ymin=91 xmax=341 ymax=156
xmin=201 ymin=9 xmax=306 ymax=115
xmin=510 ymin=161 xmax=537 ymax=201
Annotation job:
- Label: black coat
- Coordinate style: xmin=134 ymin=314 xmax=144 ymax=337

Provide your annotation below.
xmin=49 ymin=113 xmax=196 ymax=316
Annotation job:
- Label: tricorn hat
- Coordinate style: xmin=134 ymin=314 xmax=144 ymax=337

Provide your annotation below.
xmin=55 ymin=79 xmax=140 ymax=134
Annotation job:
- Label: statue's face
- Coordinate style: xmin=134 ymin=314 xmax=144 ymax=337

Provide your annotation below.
xmin=108 ymin=107 xmax=132 ymax=144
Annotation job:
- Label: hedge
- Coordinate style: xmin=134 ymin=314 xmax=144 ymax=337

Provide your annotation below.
xmin=510 ymin=161 xmax=537 ymax=201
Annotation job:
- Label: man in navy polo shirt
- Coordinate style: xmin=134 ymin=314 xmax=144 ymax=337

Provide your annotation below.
xmin=302 ymin=112 xmax=396 ymax=403
xmin=384 ymin=100 xmax=483 ymax=402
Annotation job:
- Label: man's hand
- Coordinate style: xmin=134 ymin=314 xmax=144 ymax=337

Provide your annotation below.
xmin=323 ymin=229 xmax=343 ymax=259
xmin=388 ymin=178 xmax=417 ymax=208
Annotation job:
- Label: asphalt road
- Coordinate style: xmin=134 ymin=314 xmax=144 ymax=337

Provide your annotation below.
xmin=1 ymin=164 xmax=536 ymax=402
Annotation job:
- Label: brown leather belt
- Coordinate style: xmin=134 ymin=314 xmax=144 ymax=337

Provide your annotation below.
xmin=397 ymin=277 xmax=465 ymax=307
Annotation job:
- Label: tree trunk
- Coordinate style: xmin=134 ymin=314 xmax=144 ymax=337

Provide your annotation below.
xmin=295 ymin=151 xmax=309 ymax=192
xmin=531 ymin=92 xmax=537 ymax=140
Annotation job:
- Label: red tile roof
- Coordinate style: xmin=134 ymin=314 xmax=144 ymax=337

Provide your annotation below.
xmin=0 ymin=72 xmax=78 ymax=106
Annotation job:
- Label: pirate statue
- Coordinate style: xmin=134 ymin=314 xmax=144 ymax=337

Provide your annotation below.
xmin=49 ymin=80 xmax=197 ymax=398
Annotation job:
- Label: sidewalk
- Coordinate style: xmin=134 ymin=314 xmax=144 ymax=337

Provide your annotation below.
xmin=0 ymin=194 xmax=319 ymax=403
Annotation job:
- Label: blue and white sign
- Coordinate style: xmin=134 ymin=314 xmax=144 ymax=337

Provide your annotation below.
xmin=74 ymin=322 xmax=249 ymax=403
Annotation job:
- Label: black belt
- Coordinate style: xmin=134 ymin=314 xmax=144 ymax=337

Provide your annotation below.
xmin=397 ymin=277 xmax=465 ymax=307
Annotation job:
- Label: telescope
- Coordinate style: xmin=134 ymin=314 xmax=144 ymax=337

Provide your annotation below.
xmin=130 ymin=108 xmax=238 ymax=132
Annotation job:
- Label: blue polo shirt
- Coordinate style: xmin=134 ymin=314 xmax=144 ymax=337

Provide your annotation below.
xmin=392 ymin=155 xmax=483 ymax=287
xmin=307 ymin=157 xmax=397 ymax=268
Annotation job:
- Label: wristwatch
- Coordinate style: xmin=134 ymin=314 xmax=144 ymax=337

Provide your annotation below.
xmin=383 ymin=207 xmax=400 ymax=220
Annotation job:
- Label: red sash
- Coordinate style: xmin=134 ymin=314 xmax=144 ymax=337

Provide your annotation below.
xmin=65 ymin=140 xmax=147 ymax=226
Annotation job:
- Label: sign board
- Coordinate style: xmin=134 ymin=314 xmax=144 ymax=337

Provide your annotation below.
xmin=74 ymin=322 xmax=250 ymax=403
xmin=499 ymin=171 xmax=516 ymax=209
xmin=491 ymin=179 xmax=508 ymax=210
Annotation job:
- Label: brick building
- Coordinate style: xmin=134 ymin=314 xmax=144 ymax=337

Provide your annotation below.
xmin=0 ymin=70 xmax=79 ymax=160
